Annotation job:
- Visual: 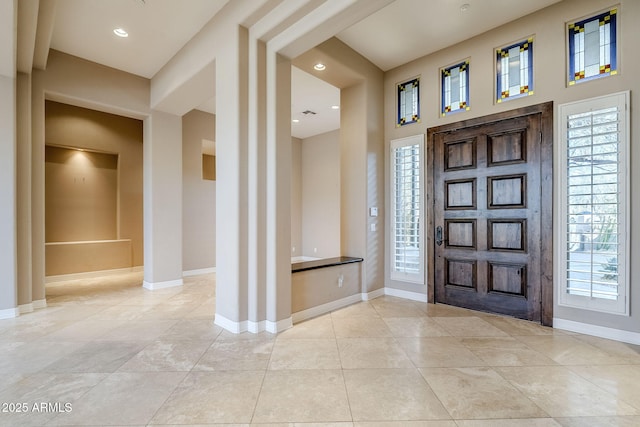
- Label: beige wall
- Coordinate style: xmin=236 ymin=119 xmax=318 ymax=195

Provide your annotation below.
xmin=301 ymin=129 xmax=341 ymax=258
xmin=384 ymin=0 xmax=640 ymax=333
xmin=44 ymin=101 xmax=144 ymax=268
xmin=291 ymin=136 xmax=302 ymax=257
xmin=29 ymin=50 xmax=150 ymax=302
xmin=182 ymin=109 xmax=216 ymax=272
xmin=45 ymin=146 xmax=118 ymax=242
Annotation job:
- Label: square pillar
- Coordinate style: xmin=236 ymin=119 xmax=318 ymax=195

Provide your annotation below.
xmin=143 ymin=110 xmax=184 ymax=289
xmin=0 ymin=0 xmax=18 ymax=318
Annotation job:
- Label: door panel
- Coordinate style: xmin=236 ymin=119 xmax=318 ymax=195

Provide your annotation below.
xmin=431 ymin=111 xmax=549 ymax=323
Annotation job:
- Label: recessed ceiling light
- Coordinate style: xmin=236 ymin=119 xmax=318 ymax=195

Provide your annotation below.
xmin=331 ymin=105 xmax=340 ymax=110
xmin=292 ymin=119 xmax=300 ymax=123
xmin=313 ymin=63 xmax=326 ymax=71
xmin=113 ymin=28 xmax=129 ymax=38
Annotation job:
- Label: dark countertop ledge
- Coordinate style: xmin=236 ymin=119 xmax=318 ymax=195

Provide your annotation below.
xmin=292 ymin=256 xmax=364 ymax=273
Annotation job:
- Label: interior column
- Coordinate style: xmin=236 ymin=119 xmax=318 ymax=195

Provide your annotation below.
xmin=16 ymin=72 xmax=33 ymax=313
xmin=142 ymin=110 xmax=184 ymax=289
xmin=214 ymin=25 xmax=249 ymax=331
xmin=265 ymin=51 xmax=292 ymax=331
xmin=0 ymin=0 xmax=18 ymax=318
xmin=214 ymin=26 xmax=293 ymax=333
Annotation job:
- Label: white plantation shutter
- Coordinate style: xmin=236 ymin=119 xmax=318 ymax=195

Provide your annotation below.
xmin=391 ymin=135 xmax=424 ymax=283
xmin=558 ymin=92 xmax=629 ymax=315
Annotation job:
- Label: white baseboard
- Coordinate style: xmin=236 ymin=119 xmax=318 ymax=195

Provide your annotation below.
xmin=266 ymin=317 xmax=293 ymax=333
xmin=214 ymin=313 xmax=247 ymax=333
xmin=362 ymin=288 xmax=385 ymax=301
xmin=183 ymin=267 xmax=216 ymax=277
xmin=554 ymin=318 xmax=640 ymax=345
xmin=32 ymin=299 xmax=47 ymax=309
xmin=247 ymin=320 xmax=265 ymax=333
xmin=292 ymin=293 xmax=362 ymax=324
xmin=0 ymin=307 xmax=19 ymax=319
xmin=143 ymin=278 xmax=183 ymax=290
xmin=384 ymin=287 xmax=428 ymax=302
xmin=46 ymin=266 xmax=143 ymax=283
xmin=18 ymin=303 xmax=33 ymax=314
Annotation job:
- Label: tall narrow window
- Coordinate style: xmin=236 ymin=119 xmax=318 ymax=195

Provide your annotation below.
xmin=558 ymin=92 xmax=629 ymax=315
xmin=390 ymin=135 xmax=424 ymax=283
xmin=567 ymin=8 xmax=617 ymax=85
xmin=496 ymin=37 xmax=534 ymax=103
xmin=441 ymin=60 xmax=470 ymax=116
xmin=397 ymin=78 xmax=420 ymax=127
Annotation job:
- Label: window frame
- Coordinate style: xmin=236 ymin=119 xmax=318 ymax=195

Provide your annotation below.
xmin=556 ymin=91 xmax=630 ymax=315
xmin=567 ymin=7 xmax=618 ymax=86
xmin=440 ymin=59 xmax=470 ymax=117
xmin=390 ymin=134 xmax=425 ymax=284
xmin=495 ymin=37 xmax=534 ymax=103
xmin=396 ymin=77 xmax=420 ymax=127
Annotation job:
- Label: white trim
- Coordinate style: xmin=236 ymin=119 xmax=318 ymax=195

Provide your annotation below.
xmin=361 ymin=288 xmax=385 ymax=301
xmin=18 ymin=303 xmax=33 ymax=314
xmin=182 ymin=267 xmax=216 ymax=277
xmin=0 ymin=307 xmax=19 ymax=319
xmin=554 ymin=318 xmax=640 ymax=346
xmin=214 ymin=313 xmax=248 ymax=333
xmin=384 ymin=287 xmax=428 ymax=302
xmin=556 ymin=91 xmax=630 ymax=316
xmin=390 ymin=134 xmax=426 ymax=285
xmin=143 ymin=278 xmax=183 ymax=290
xmin=32 ymin=299 xmax=47 ymax=310
xmin=266 ymin=317 xmax=293 ymax=333
xmin=247 ymin=320 xmax=265 ymax=333
xmin=292 ymin=293 xmax=362 ymax=323
xmin=46 ymin=266 xmax=143 ymax=283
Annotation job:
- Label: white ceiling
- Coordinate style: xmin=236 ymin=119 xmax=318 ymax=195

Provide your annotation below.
xmin=46 ymin=0 xmax=562 ymax=138
xmin=51 ymin=0 xmax=228 ymax=79
xmin=337 ymin=0 xmax=562 ymax=72
xmin=291 ymin=67 xmax=340 ymax=140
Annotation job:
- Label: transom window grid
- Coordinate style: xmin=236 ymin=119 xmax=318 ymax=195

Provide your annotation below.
xmin=441 ymin=60 xmax=470 ymax=116
xmin=397 ymin=78 xmax=420 ymax=127
xmin=568 ymin=8 xmax=617 ymax=85
xmin=391 ymin=135 xmax=424 ymax=284
xmin=496 ymin=38 xmax=534 ymax=103
xmin=558 ymin=92 xmax=629 ymax=315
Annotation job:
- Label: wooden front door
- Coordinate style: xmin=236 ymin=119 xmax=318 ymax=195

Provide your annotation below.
xmin=427 ymin=103 xmax=553 ymax=325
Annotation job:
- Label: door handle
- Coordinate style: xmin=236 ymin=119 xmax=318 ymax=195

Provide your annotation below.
xmin=436 ymin=226 xmax=443 ymax=246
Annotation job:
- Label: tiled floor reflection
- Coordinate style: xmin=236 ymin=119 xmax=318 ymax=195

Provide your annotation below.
xmin=0 ymin=271 xmax=639 ymax=426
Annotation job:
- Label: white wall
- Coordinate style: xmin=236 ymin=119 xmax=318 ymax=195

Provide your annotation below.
xmin=384 ymin=0 xmax=640 ymax=335
xmin=301 ymin=129 xmax=341 ymax=258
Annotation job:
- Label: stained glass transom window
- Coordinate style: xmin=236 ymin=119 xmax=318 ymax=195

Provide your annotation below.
xmin=496 ymin=38 xmax=534 ymax=103
xmin=441 ymin=60 xmax=470 ymax=117
xmin=568 ymin=8 xmax=617 ymax=85
xmin=397 ymin=78 xmax=420 ymax=126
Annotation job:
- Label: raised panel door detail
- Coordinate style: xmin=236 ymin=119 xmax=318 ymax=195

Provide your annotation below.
xmin=445 ymin=219 xmax=476 ymax=249
xmin=445 ymin=139 xmax=476 ymax=171
xmin=488 ymin=219 xmax=527 ymax=252
xmin=445 ymin=259 xmax=477 ymax=289
xmin=488 ymin=174 xmax=527 ymax=209
xmin=445 ymin=178 xmax=476 ymax=210
xmin=488 ymin=263 xmax=527 ymax=297
xmin=431 ymin=102 xmax=553 ymax=325
xmin=487 ymin=130 xmax=527 ymax=166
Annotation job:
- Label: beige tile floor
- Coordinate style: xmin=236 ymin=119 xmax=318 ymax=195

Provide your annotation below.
xmin=1 ymin=271 xmax=640 ymax=426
